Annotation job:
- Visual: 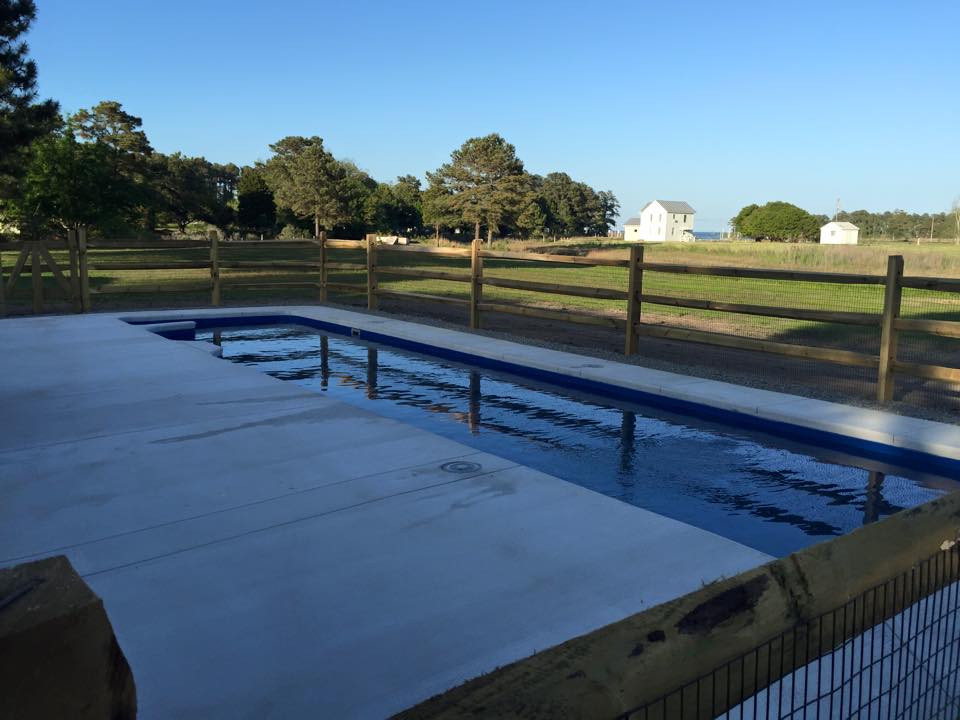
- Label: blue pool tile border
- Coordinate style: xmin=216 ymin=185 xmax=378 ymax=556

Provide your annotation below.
xmin=128 ymin=312 xmax=960 ymax=478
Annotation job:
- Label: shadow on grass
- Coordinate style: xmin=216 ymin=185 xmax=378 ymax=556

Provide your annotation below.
xmin=771 ymin=311 xmax=960 ymax=411
xmin=770 ymin=310 xmax=960 ymax=366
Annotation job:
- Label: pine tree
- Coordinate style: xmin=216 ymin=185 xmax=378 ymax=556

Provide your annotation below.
xmin=237 ymin=166 xmax=276 ymax=235
xmin=427 ymin=134 xmax=530 ymax=242
xmin=516 ymin=199 xmax=547 ymax=239
xmin=262 ymin=136 xmax=355 ymax=237
xmin=0 ymin=0 xmax=59 ymax=193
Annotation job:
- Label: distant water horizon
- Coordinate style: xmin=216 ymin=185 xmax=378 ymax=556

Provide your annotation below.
xmin=614 ymin=230 xmax=725 ymax=239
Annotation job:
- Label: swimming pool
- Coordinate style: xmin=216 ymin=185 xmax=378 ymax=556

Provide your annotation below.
xmin=192 ymin=324 xmax=957 ymax=557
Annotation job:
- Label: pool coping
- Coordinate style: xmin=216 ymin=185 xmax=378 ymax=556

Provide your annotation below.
xmin=119 ymin=306 xmax=960 ymax=476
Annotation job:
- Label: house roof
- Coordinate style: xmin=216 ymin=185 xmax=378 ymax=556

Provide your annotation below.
xmin=640 ymin=200 xmax=696 ymax=214
xmin=822 ymin=221 xmax=858 ymax=230
xmin=624 ymin=217 xmax=643 ymax=226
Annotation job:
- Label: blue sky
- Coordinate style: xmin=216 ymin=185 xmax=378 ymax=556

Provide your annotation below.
xmin=26 ymin=0 xmax=960 ymax=230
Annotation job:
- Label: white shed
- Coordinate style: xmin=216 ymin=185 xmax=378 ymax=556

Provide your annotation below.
xmin=623 ymin=217 xmax=644 ymax=241
xmin=820 ymin=221 xmax=859 ymax=245
xmin=624 ymin=200 xmax=695 ymax=242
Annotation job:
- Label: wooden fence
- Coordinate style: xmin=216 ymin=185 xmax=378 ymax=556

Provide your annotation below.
xmin=2 ymin=232 xmax=959 ymax=405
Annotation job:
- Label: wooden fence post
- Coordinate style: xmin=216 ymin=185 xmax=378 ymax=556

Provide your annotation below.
xmin=210 ymin=232 xmax=221 ymax=306
xmin=366 ymin=233 xmax=378 ymax=311
xmin=877 ymin=254 xmax=904 ymax=403
xmin=78 ymin=227 xmax=90 ymax=313
xmin=67 ymin=229 xmax=81 ymax=313
xmin=30 ymin=240 xmax=43 ymax=314
xmin=624 ymin=244 xmax=644 ymax=355
xmin=318 ymin=231 xmax=328 ymax=302
xmin=470 ymin=237 xmax=482 ymax=329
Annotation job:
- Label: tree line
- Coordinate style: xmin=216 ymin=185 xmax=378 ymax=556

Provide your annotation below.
xmin=834 ymin=208 xmax=960 ymax=242
xmin=0 ymin=4 xmax=617 ymax=243
xmin=732 ymin=202 xmax=960 ymax=242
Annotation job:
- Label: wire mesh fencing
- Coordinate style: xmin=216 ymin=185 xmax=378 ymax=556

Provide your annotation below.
xmin=628 ymin=545 xmax=960 ymax=720
xmin=636 ymin=269 xmax=885 ymax=402
xmin=894 ymin=285 xmax=960 ymax=413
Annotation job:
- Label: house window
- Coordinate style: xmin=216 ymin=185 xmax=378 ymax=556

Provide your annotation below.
xmin=831 ymin=230 xmax=836 ymax=236
xmin=683 ymin=214 xmax=687 ymax=222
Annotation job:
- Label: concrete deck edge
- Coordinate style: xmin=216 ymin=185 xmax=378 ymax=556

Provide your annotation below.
xmin=114 ymin=306 xmax=960 ymax=468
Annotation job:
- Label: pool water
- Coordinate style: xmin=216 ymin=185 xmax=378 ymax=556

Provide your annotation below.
xmin=197 ymin=325 xmax=958 ymax=557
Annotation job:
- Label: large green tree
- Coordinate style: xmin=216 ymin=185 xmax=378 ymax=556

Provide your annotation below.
xmin=596 ymin=190 xmax=620 ymax=236
xmin=731 ymin=204 xmax=759 ymax=236
xmin=154 ymin=153 xmax=210 ymax=233
xmin=154 ymin=154 xmax=238 ymax=235
xmin=0 ymin=0 xmax=59 ymax=194
xmin=237 ymin=165 xmax=276 ymax=235
xmin=392 ymin=174 xmax=423 ymax=234
xmin=333 ymin=160 xmax=376 ymax=237
xmin=535 ymin=172 xmax=617 ymax=237
xmin=427 ymin=133 xmax=530 ymax=242
xmin=363 ymin=175 xmax=423 ymax=234
xmin=202 ymin=161 xmax=239 ymax=236
xmin=421 ymin=181 xmax=459 ymax=242
xmin=363 ymin=183 xmax=399 ymax=233
xmin=68 ymin=100 xmax=156 ymax=230
xmin=71 ymin=101 xmax=152 ymax=157
xmin=8 ymin=129 xmax=140 ymax=234
xmin=70 ymin=100 xmax=153 ymax=189
xmin=262 ymin=136 xmax=358 ymax=237
xmin=732 ymin=201 xmax=820 ymax=241
xmin=515 ymin=197 xmax=548 ymax=239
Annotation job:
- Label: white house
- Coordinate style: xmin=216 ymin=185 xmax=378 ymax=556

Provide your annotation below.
xmin=624 ymin=200 xmax=696 ymax=242
xmin=819 ymin=221 xmax=859 ymax=245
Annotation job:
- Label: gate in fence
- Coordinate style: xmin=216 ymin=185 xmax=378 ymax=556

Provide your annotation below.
xmin=0 ymin=231 xmax=86 ymax=315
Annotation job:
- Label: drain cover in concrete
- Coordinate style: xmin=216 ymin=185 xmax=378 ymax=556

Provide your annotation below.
xmin=440 ymin=461 xmax=482 ymax=474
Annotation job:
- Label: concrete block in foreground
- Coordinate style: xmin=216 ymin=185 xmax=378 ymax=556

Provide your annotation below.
xmin=0 ymin=555 xmax=136 ymax=719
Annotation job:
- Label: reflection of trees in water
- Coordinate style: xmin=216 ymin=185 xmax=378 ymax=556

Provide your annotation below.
xmin=228 ymin=329 xmax=904 ymax=538
xmin=320 ymin=336 xmax=329 ymax=390
xmin=366 ymin=347 xmax=377 ymax=400
xmin=468 ymin=371 xmax=480 ymax=434
xmin=619 ymin=411 xmax=636 ymax=480
xmin=327 ymin=345 xmax=620 ymax=441
xmin=863 ymin=471 xmax=885 ymax=525
xmin=354 ymin=346 xmax=899 ymax=533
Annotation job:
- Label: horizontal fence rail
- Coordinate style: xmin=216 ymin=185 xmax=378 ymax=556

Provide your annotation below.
xmin=2 ymin=233 xmax=958 ymax=405
xmin=364 ymin=239 xmax=960 ymax=404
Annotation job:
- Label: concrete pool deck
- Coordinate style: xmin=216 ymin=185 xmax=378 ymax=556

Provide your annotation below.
xmin=1 ymin=310 xmax=772 ymax=718
xmin=2 ymin=307 xmax=957 ymax=718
